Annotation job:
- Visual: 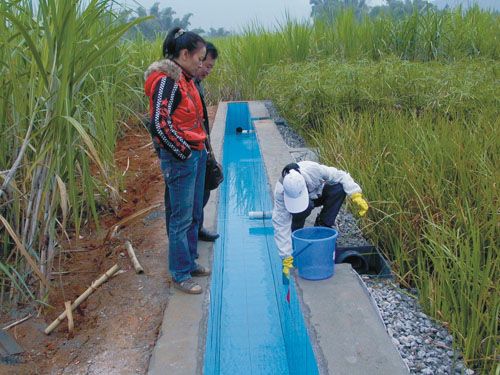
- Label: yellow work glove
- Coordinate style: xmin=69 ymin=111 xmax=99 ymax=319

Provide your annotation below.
xmin=350 ymin=192 xmax=369 ymax=217
xmin=282 ymin=256 xmax=294 ymax=277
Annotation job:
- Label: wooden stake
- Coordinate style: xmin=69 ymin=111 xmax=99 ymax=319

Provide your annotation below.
xmin=64 ymin=301 xmax=74 ymax=335
xmin=44 ymin=264 xmax=119 ymax=335
xmin=124 ymin=241 xmax=144 ymax=274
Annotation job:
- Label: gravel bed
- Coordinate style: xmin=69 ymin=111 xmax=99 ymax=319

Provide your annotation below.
xmin=265 ymin=100 xmax=473 ymax=374
xmin=363 ymin=278 xmax=472 ymax=374
xmin=264 ymin=101 xmax=306 ymax=148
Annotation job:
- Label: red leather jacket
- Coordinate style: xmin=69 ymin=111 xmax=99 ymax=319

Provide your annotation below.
xmin=144 ymin=59 xmax=207 ymax=160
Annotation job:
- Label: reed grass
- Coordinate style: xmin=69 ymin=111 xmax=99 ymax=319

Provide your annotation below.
xmin=204 ymin=6 xmax=499 ymax=102
xmin=312 ymin=110 xmax=499 ymax=372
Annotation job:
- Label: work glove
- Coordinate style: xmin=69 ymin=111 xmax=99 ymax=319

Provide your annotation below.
xmin=350 ymin=193 xmax=369 ymax=217
xmin=282 ymin=256 xmax=294 ymax=277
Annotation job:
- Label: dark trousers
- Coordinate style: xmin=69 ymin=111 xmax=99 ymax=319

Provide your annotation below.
xmin=200 ymin=188 xmax=210 ymax=229
xmin=291 ymin=183 xmax=346 ymax=232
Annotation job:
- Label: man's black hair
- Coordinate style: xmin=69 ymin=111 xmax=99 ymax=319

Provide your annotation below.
xmin=205 ymin=42 xmax=218 ymax=60
xmin=281 ymin=163 xmax=300 ymax=178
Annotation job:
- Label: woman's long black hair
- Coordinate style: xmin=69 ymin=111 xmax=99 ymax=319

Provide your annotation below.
xmin=163 ymin=27 xmax=205 ymax=59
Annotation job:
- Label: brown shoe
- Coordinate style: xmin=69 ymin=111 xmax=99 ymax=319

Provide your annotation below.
xmin=191 ymin=264 xmax=211 ymax=277
xmin=173 ymin=278 xmax=202 ymax=294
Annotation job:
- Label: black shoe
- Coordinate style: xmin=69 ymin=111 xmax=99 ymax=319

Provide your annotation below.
xmin=191 ymin=264 xmax=211 ymax=277
xmin=198 ymin=227 xmax=220 ymax=242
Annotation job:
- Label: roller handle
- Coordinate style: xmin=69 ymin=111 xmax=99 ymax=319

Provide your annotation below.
xmin=248 ymin=211 xmax=272 ymax=219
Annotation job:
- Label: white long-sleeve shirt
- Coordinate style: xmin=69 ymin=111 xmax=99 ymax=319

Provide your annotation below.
xmin=272 ymin=161 xmax=362 ymax=258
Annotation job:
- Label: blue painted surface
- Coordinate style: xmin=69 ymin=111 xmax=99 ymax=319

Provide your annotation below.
xmin=204 ymin=103 xmax=319 ymax=375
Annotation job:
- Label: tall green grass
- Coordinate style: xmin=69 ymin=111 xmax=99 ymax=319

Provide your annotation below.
xmin=204 ymin=6 xmax=499 ymax=102
xmin=0 ymin=0 xmax=146 ymax=307
xmin=315 ymin=110 xmax=499 ymax=372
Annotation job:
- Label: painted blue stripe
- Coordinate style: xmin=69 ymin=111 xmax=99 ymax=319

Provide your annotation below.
xmin=204 ymin=102 xmax=318 ymax=375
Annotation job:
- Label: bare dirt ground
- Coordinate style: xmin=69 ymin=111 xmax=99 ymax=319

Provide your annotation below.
xmin=0 ymin=106 xmax=217 ymax=375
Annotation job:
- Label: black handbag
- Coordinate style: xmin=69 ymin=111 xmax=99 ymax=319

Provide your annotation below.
xmin=205 ymin=138 xmax=223 ymax=190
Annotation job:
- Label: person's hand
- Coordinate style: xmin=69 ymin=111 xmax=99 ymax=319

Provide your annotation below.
xmin=282 ymin=256 xmax=294 ymax=277
xmin=350 ymin=193 xmax=369 ymax=217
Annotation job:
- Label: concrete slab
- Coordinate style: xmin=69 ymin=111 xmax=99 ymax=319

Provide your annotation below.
xmin=0 ymin=330 xmax=23 ymax=356
xmin=248 ymin=101 xmax=271 ymax=119
xmin=147 ymin=103 xmax=227 ymax=375
xmin=297 ymin=264 xmax=408 ymax=374
xmin=253 ymin=100 xmax=409 ymax=374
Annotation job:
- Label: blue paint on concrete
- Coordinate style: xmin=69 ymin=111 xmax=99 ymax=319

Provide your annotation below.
xmin=204 ymin=102 xmax=318 ymax=374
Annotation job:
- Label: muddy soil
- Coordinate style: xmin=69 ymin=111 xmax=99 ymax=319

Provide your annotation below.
xmin=0 ymin=106 xmax=217 ymax=375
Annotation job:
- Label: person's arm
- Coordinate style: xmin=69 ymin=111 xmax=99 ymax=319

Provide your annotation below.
xmin=318 ymin=164 xmax=361 ymax=195
xmin=272 ymin=182 xmax=293 ymax=258
xmin=150 ymin=77 xmax=192 ymax=160
xmin=318 ymin=164 xmax=369 ymax=216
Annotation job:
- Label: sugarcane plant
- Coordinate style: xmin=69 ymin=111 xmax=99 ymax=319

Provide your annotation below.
xmin=0 ymin=0 xmax=147 ymax=307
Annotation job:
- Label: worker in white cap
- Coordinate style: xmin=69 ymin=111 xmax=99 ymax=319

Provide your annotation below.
xmin=272 ymin=161 xmax=369 ymax=277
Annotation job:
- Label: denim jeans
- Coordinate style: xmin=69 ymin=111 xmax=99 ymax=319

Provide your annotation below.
xmin=200 ymin=188 xmax=211 ymax=229
xmin=291 ymin=183 xmax=346 ymax=232
xmin=159 ymin=148 xmax=207 ymax=282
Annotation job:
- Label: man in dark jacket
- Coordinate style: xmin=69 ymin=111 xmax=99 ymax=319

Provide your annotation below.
xmin=195 ymin=42 xmax=219 ymax=242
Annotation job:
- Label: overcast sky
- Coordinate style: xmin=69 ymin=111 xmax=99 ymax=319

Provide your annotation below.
xmin=121 ymin=0 xmax=386 ymax=32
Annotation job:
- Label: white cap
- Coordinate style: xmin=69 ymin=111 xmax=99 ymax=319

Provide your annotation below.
xmin=282 ymin=170 xmax=309 ymax=213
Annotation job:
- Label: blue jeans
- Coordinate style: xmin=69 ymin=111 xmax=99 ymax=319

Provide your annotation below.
xmin=159 ymin=148 xmax=207 ymax=282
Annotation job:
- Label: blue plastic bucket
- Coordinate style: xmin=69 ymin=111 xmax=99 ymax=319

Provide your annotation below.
xmin=292 ymin=227 xmax=338 ymax=280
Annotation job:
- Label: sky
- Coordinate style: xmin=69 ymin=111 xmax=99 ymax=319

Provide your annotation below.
xmin=121 ymin=0 xmax=385 ymax=32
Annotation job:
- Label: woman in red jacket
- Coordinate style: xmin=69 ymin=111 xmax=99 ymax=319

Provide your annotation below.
xmin=144 ymin=28 xmax=210 ymax=294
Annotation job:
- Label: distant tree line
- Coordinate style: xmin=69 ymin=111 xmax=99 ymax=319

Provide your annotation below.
xmin=310 ymin=0 xmax=438 ymax=21
xmin=120 ymin=2 xmax=231 ymax=40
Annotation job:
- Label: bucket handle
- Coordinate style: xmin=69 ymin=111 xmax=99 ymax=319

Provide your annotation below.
xmin=292 ymin=241 xmax=313 ymax=259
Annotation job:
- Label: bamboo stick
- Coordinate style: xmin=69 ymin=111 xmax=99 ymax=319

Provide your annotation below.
xmin=2 ymin=314 xmax=32 ymax=330
xmin=103 ymin=203 xmax=161 ymax=243
xmin=65 ymin=301 xmax=74 ymax=334
xmin=124 ymin=241 xmax=144 ymax=274
xmin=44 ymin=264 xmax=119 ymax=335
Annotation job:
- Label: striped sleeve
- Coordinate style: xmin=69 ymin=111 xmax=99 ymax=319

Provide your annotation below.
xmin=150 ymin=77 xmax=191 ymax=160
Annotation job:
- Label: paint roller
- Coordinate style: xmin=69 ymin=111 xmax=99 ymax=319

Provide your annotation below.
xmin=248 ymin=211 xmax=272 ymax=219
xmin=236 ymin=126 xmax=254 ymax=134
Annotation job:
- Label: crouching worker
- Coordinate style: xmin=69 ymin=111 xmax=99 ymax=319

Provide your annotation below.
xmin=272 ymin=161 xmax=369 ymax=277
